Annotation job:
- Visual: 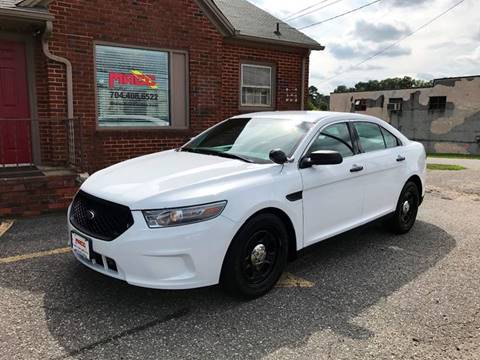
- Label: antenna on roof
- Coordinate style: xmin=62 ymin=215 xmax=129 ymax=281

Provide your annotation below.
xmin=274 ymin=22 xmax=281 ymax=36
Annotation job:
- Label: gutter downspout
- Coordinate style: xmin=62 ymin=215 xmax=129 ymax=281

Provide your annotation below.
xmin=300 ymin=50 xmax=310 ymax=111
xmin=41 ymin=20 xmax=78 ymax=169
xmin=41 ymin=20 xmax=73 ymax=119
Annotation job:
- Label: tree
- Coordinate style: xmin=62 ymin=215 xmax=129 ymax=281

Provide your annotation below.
xmin=308 ymin=86 xmax=330 ymax=111
xmin=333 ymin=76 xmax=433 ymax=93
xmin=333 ymin=85 xmax=353 ymax=94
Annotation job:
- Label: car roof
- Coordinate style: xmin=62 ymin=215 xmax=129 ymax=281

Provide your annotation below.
xmin=230 ymin=111 xmax=410 ymax=144
xmin=230 ymin=111 xmax=377 ymax=124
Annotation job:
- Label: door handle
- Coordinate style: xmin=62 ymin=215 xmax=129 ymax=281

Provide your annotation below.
xmin=397 ymin=155 xmax=406 ymax=162
xmin=350 ymin=165 xmax=364 ymax=173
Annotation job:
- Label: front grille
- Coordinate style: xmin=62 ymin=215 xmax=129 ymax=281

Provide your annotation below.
xmin=91 ymin=250 xmax=118 ymax=272
xmin=70 ymin=190 xmax=134 ymax=241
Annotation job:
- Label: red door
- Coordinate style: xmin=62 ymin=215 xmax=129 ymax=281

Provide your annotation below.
xmin=0 ymin=40 xmax=32 ymax=165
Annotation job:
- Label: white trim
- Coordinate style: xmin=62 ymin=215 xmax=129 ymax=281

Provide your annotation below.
xmin=240 ymin=64 xmax=273 ymax=107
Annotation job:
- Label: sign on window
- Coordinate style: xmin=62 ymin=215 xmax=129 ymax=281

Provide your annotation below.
xmin=96 ymin=45 xmax=170 ymax=127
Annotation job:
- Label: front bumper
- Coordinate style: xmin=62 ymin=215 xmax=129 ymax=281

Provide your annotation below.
xmin=68 ymin=210 xmax=237 ymax=290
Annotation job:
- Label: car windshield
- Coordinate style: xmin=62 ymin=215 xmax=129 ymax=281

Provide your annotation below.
xmin=182 ymin=118 xmax=314 ymax=163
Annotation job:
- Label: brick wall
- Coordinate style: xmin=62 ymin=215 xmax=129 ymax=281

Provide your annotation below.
xmin=221 ymin=42 xmax=309 ymax=117
xmin=35 ymin=0 xmax=311 ymax=172
xmin=0 ymin=174 xmax=78 ymax=217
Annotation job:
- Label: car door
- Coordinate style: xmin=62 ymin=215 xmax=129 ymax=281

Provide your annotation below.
xmin=351 ymin=122 xmax=407 ymax=221
xmin=300 ymin=122 xmax=366 ymax=246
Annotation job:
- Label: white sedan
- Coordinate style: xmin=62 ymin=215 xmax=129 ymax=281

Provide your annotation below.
xmin=68 ymin=111 xmax=426 ymax=298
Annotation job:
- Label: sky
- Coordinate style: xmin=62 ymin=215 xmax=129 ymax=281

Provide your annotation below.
xmin=250 ymin=0 xmax=480 ymax=94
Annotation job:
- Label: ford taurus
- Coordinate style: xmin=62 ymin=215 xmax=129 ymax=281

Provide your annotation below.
xmin=68 ymin=111 xmax=426 ymax=298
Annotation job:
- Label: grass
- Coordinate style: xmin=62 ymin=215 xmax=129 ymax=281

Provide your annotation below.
xmin=428 ymin=153 xmax=480 ymax=160
xmin=427 ymin=163 xmax=466 ymax=171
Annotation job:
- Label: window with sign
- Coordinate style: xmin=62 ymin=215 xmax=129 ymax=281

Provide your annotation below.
xmin=95 ymin=44 xmax=171 ymax=128
xmin=241 ymin=64 xmax=274 ymax=108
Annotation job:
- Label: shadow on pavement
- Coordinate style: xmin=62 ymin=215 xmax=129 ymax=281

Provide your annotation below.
xmin=0 ymin=217 xmax=455 ymax=359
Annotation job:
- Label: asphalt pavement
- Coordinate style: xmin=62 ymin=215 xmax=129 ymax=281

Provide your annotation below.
xmin=0 ymin=158 xmax=479 ymax=359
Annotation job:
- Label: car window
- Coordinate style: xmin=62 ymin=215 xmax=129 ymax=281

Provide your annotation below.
xmin=354 ymin=122 xmax=386 ymax=153
xmin=381 ymin=127 xmax=400 ymax=148
xmin=184 ymin=117 xmax=314 ymax=163
xmin=307 ymin=123 xmax=354 ymax=158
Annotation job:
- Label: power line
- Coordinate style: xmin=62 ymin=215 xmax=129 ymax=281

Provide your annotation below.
xmin=286 ymin=0 xmax=346 ymax=22
xmin=282 ymin=0 xmax=331 ymax=21
xmin=318 ymin=1 xmax=391 ymax=43
xmin=298 ymin=0 xmax=383 ymax=30
xmin=321 ymin=0 xmax=467 ymax=85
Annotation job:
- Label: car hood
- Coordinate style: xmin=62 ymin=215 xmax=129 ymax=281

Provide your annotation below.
xmin=81 ymin=150 xmax=274 ymax=209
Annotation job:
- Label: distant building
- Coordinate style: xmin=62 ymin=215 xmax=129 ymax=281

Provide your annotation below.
xmin=330 ymin=75 xmax=480 ymax=155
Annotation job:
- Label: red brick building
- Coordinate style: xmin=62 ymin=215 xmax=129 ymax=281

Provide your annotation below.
xmin=0 ymin=0 xmax=322 ymax=216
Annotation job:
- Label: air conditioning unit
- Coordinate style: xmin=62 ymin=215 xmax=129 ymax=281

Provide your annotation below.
xmin=387 ymin=103 xmax=402 ymax=111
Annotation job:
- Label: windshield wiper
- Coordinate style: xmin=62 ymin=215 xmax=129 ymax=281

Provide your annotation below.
xmin=180 ymin=147 xmax=253 ymax=163
xmin=213 ymin=151 xmax=254 ymax=163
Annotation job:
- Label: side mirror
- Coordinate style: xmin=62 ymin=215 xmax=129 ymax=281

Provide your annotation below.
xmin=300 ymin=150 xmax=343 ymax=168
xmin=269 ymin=149 xmax=289 ymax=165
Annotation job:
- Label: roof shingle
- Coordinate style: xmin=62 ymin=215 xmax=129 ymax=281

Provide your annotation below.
xmin=0 ymin=0 xmax=18 ymax=8
xmin=212 ymin=0 xmax=323 ymax=49
xmin=0 ymin=0 xmax=323 ymax=50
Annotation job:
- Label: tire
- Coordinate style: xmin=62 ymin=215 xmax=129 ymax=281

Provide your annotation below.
xmin=388 ymin=181 xmax=420 ymax=234
xmin=220 ymin=213 xmax=289 ymax=299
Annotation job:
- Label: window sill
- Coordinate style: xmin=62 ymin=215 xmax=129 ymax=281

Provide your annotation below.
xmin=95 ymin=126 xmax=191 ymax=134
xmin=239 ymin=106 xmax=275 ymax=113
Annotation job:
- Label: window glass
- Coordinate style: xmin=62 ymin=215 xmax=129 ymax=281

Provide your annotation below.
xmin=388 ymin=98 xmax=403 ymax=112
xmin=241 ymin=64 xmax=272 ymax=107
xmin=96 ymin=45 xmax=170 ymax=127
xmin=308 ymin=123 xmax=354 ymax=158
xmin=354 ymin=122 xmax=386 ymax=153
xmin=354 ymin=99 xmax=367 ymax=111
xmin=185 ymin=118 xmax=313 ymax=163
xmin=428 ymin=96 xmax=446 ymax=111
xmin=381 ymin=127 xmax=400 ymax=148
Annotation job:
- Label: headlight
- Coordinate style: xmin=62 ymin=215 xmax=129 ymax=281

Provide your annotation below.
xmin=143 ymin=201 xmax=227 ymax=228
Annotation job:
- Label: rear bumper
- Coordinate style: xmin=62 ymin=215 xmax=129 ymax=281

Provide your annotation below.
xmin=68 ymin=208 xmax=237 ymax=290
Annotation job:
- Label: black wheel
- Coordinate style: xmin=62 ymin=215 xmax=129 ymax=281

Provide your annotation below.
xmin=389 ymin=181 xmax=420 ymax=234
xmin=220 ymin=213 xmax=289 ymax=299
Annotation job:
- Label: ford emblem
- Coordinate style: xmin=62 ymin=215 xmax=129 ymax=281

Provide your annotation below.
xmin=87 ymin=210 xmax=96 ymax=220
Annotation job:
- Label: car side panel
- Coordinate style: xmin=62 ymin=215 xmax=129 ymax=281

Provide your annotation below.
xmin=220 ymin=164 xmax=305 ymax=252
xmin=405 ymin=141 xmax=427 ymax=196
xmin=300 ymin=155 xmax=366 ymax=246
xmin=356 ymin=146 xmax=408 ymax=221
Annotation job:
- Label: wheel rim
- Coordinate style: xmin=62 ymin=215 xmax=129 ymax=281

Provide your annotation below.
xmin=400 ymin=188 xmax=417 ymax=225
xmin=241 ymin=229 xmax=280 ymax=285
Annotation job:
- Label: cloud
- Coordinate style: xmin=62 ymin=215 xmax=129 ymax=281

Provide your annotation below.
xmin=353 ymin=20 xmax=411 ymax=42
xmin=356 ymin=64 xmax=385 ymax=71
xmin=456 ymin=46 xmax=480 ymax=64
xmin=252 ymin=0 xmax=480 ymax=94
xmin=335 ymin=64 xmax=387 ymax=74
xmin=329 ymin=43 xmax=411 ymax=59
xmin=335 ymin=63 xmax=386 ymax=73
xmin=427 ymin=37 xmax=477 ymax=50
xmin=475 ymin=28 xmax=480 ymax=40
xmin=391 ymin=0 xmax=428 ymax=7
xmin=416 ymin=73 xmax=434 ymax=81
xmin=287 ymin=14 xmax=318 ymax=28
xmin=328 ymin=44 xmax=358 ymax=59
